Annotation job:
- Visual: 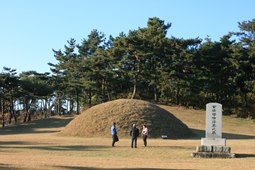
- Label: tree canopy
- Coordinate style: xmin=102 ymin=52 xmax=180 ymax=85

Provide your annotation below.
xmin=1 ymin=17 xmax=255 ymax=126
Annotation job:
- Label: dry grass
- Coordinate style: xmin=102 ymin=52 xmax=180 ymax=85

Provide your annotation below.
xmin=61 ymin=99 xmax=192 ymax=138
xmin=160 ymin=105 xmax=255 ymax=137
xmin=0 ymin=104 xmax=254 ymax=170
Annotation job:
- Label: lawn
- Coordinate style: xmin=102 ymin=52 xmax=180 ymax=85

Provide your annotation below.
xmin=0 ymin=105 xmax=255 ymax=170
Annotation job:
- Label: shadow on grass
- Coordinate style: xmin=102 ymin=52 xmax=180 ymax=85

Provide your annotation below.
xmin=0 ymin=141 xmax=108 ymax=151
xmin=147 ymin=145 xmax=194 ymax=150
xmin=0 ymin=164 xmax=192 ymax=170
xmin=0 ymin=164 xmax=28 ymax=170
xmin=187 ymin=128 xmax=255 ymax=140
xmin=0 ymin=141 xmax=38 ymax=145
xmin=235 ymin=154 xmax=255 ymax=158
xmin=0 ymin=116 xmax=73 ymax=135
xmin=53 ymin=166 xmax=192 ymax=170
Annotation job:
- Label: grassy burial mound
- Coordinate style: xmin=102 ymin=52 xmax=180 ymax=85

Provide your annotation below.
xmin=61 ymin=99 xmax=193 ymax=138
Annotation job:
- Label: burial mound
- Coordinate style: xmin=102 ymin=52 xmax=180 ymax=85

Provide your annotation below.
xmin=61 ymin=99 xmax=193 ymax=138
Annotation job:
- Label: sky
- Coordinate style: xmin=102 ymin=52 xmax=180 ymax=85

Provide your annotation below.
xmin=0 ymin=0 xmax=254 ymax=74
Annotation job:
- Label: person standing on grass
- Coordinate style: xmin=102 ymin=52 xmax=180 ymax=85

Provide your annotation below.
xmin=142 ymin=125 xmax=148 ymax=147
xmin=111 ymin=122 xmax=118 ymax=147
xmin=130 ymin=124 xmax=139 ymax=148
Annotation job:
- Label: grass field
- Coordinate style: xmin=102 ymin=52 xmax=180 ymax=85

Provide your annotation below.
xmin=0 ymin=105 xmax=255 ymax=170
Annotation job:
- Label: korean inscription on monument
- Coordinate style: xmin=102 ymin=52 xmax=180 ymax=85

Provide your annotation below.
xmin=206 ymin=103 xmax=222 ymax=139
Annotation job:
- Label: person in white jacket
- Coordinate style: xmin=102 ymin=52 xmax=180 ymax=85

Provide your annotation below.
xmin=142 ymin=125 xmax=148 ymax=147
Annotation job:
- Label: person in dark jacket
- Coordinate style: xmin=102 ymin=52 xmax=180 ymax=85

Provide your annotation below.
xmin=130 ymin=124 xmax=139 ymax=148
xmin=111 ymin=122 xmax=118 ymax=147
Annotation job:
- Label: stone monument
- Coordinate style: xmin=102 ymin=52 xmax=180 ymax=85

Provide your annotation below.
xmin=192 ymin=103 xmax=235 ymax=158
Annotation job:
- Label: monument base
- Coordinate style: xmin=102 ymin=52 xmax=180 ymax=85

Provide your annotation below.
xmin=201 ymin=138 xmax=226 ymax=146
xmin=192 ymin=152 xmax=236 ymax=158
xmin=192 ymin=145 xmax=235 ymax=158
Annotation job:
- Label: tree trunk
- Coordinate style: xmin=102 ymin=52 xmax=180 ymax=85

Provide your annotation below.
xmin=1 ymin=99 xmax=5 ymax=127
xmin=106 ymin=80 xmax=111 ymax=101
xmin=154 ymin=86 xmax=157 ymax=102
xmin=176 ymin=86 xmax=180 ymax=105
xmin=23 ymin=99 xmax=29 ymax=123
xmin=244 ymin=92 xmax=248 ymax=106
xmin=28 ymin=111 xmax=31 ymax=121
xmin=76 ymin=89 xmax=80 ymax=114
xmin=69 ymin=99 xmax=74 ymax=114
xmin=10 ymin=100 xmax=17 ymax=124
xmin=131 ymin=75 xmax=137 ymax=99
xmin=88 ymin=88 xmax=92 ymax=108
xmin=102 ymin=78 xmax=105 ymax=101
xmin=57 ymin=97 xmax=61 ymax=116
xmin=23 ymin=98 xmax=32 ymax=122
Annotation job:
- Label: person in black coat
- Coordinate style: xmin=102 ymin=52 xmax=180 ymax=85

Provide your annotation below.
xmin=130 ymin=124 xmax=139 ymax=148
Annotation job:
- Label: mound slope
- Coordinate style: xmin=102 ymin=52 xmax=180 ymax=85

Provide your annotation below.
xmin=61 ymin=99 xmax=193 ymax=138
